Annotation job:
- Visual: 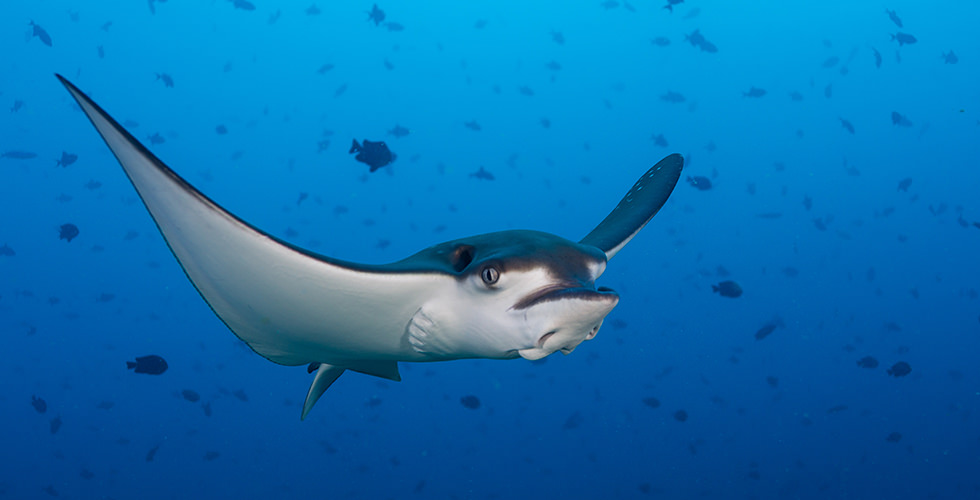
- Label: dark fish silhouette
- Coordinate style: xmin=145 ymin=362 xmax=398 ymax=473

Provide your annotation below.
xmin=885 ymin=432 xmax=902 ymax=443
xmin=941 ymin=51 xmax=958 ymax=64
xmin=155 ymin=73 xmax=174 ymax=88
xmin=367 ymin=4 xmax=385 ymax=25
xmin=56 ymin=151 xmax=78 ymax=167
xmin=821 ymin=56 xmax=840 ymax=68
xmin=0 ymin=244 xmax=14 ymax=256
xmin=674 ymin=409 xmax=688 ymax=422
xmin=459 ymin=395 xmax=481 ymax=409
xmin=712 ymin=280 xmax=742 ymax=298
xmin=464 ymin=120 xmax=481 ymax=131
xmin=872 ymin=47 xmax=882 ymax=68
xmin=215 ymin=124 xmax=228 ymax=134
xmin=127 ymin=355 xmax=169 ymax=375
xmin=891 ymin=111 xmax=912 ymax=127
xmin=897 ymin=177 xmax=912 ymax=192
xmin=840 ymin=118 xmax=855 ymax=134
xmin=469 ymin=166 xmax=495 ymax=180
xmin=146 ymin=445 xmax=160 ymax=462
xmin=349 ymin=139 xmax=395 ymax=172
xmin=890 ymin=32 xmax=916 ymax=46
xmin=856 ymin=356 xmax=879 ymax=368
xmin=754 ymin=318 xmax=783 ymax=340
xmin=651 ymin=36 xmax=670 ymax=47
xmin=642 ymin=397 xmax=661 ymax=408
xmin=29 ymin=21 xmax=52 ymax=47
xmin=686 ymin=175 xmax=712 ymax=190
xmin=685 ymin=29 xmax=717 ymax=53
xmin=148 ymin=132 xmax=166 ymax=145
xmin=306 ymin=4 xmax=321 ymax=15
xmin=32 ymin=395 xmax=48 ymax=413
xmin=885 ymin=9 xmax=903 ymax=28
xmin=2 ymin=150 xmax=37 ymax=159
xmin=231 ymin=0 xmax=256 ymax=11
xmin=887 ymin=361 xmax=911 ymax=377
xmin=660 ymin=91 xmax=685 ymax=103
xmin=387 ymin=125 xmax=409 ymax=138
xmin=385 ymin=22 xmax=404 ymax=32
xmin=742 ymin=87 xmax=767 ymax=98
xmin=663 ymin=0 xmax=683 ymax=13
xmin=182 ymin=389 xmax=201 ymax=402
xmin=50 ymin=415 xmax=62 ymax=434
xmin=651 ymin=134 xmax=668 ymax=147
xmin=59 ymin=223 xmax=79 ymax=242
xmin=551 ymin=31 xmax=565 ymax=45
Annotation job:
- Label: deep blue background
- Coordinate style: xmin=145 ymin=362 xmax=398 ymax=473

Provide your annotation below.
xmin=2 ymin=1 xmax=978 ymax=498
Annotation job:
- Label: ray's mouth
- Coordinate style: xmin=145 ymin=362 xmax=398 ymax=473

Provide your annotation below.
xmin=511 ymin=284 xmax=618 ymax=311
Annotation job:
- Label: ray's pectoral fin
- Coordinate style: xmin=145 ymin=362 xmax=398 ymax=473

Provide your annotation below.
xmin=302 ymin=364 xmax=346 ymax=420
xmin=579 ymin=153 xmax=684 ymax=259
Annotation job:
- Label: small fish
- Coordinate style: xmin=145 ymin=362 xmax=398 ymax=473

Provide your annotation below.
xmin=127 ymin=355 xmax=169 ymax=375
xmin=684 ymin=29 xmax=717 ymax=53
xmin=56 ymin=151 xmax=78 ymax=167
xmin=306 ymin=4 xmax=321 ymax=15
xmin=651 ymin=37 xmax=670 ymax=47
xmin=31 ymin=395 xmax=48 ymax=413
xmin=146 ymin=445 xmax=160 ymax=462
xmin=885 ymin=432 xmax=902 ymax=443
xmin=885 ymin=9 xmax=903 ymax=28
xmin=826 ymin=404 xmax=848 ymax=414
xmin=660 ymin=91 xmax=686 ymax=103
xmin=385 ymin=22 xmax=404 ymax=32
xmin=887 ymin=361 xmax=911 ymax=377
xmin=230 ymin=0 xmax=256 ymax=11
xmin=545 ymin=60 xmax=561 ymax=71
xmin=182 ymin=389 xmax=201 ymax=402
xmin=663 ymin=0 xmax=684 ymax=13
xmin=470 ymin=166 xmax=495 ymax=180
xmin=50 ymin=415 xmax=62 ymax=434
xmin=686 ymin=175 xmax=711 ymax=190
xmin=0 ymin=244 xmax=14 ymax=256
xmin=673 ymin=409 xmax=688 ymax=422
xmin=155 ymin=73 xmax=174 ymax=88
xmin=839 ymin=118 xmax=855 ymax=134
xmin=941 ymin=51 xmax=958 ymax=64
xmin=349 ymin=139 xmax=395 ymax=172
xmin=551 ymin=31 xmax=565 ymax=45
xmin=387 ymin=125 xmax=409 ymax=138
xmin=856 ymin=356 xmax=879 ymax=369
xmin=651 ymin=134 xmax=668 ymax=147
xmin=518 ymin=86 xmax=534 ymax=96
xmin=215 ymin=124 xmax=228 ymax=135
xmin=84 ymin=180 xmax=102 ymax=190
xmin=890 ymin=32 xmax=917 ymax=46
xmin=2 ymin=150 xmax=37 ymax=160
xmin=11 ymin=100 xmax=24 ymax=112
xmin=464 ymin=120 xmax=481 ymax=131
xmin=754 ymin=319 xmax=783 ymax=340
xmin=788 ymin=91 xmax=804 ymax=101
xmin=459 ymin=395 xmax=481 ymax=409
xmin=891 ymin=111 xmax=912 ymax=127
xmin=872 ymin=47 xmax=882 ymax=68
xmin=59 ymin=223 xmax=79 ymax=242
xmin=712 ymin=280 xmax=742 ymax=298
xmin=29 ymin=21 xmax=53 ymax=47
xmin=147 ymin=132 xmax=166 ymax=145
xmin=742 ymin=87 xmax=767 ymax=98
xmin=821 ymin=56 xmax=840 ymax=68
xmin=367 ymin=4 xmax=385 ymax=26
xmin=642 ymin=397 xmax=661 ymax=408
xmin=316 ymin=63 xmax=335 ymax=74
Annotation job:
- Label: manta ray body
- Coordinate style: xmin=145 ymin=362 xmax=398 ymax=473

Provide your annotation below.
xmin=56 ymin=75 xmax=683 ymax=419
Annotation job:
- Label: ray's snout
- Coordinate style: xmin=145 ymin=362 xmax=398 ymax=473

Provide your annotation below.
xmin=518 ymin=287 xmax=618 ymax=361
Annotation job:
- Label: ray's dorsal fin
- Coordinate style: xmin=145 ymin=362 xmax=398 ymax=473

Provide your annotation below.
xmin=579 ymin=153 xmax=683 ymax=259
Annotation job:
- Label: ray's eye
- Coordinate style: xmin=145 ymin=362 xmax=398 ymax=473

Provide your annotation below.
xmin=481 ymin=266 xmax=499 ymax=286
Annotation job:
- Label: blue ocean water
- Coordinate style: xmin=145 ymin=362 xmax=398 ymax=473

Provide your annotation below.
xmin=2 ymin=0 xmax=978 ymax=498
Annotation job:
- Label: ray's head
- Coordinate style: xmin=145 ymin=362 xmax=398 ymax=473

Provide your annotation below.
xmin=407 ymin=230 xmax=619 ymax=361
